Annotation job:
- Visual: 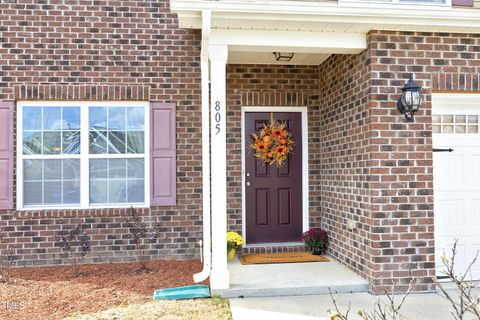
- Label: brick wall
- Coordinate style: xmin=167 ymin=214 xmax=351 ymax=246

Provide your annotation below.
xmin=318 ymin=50 xmax=374 ymax=284
xmin=367 ymin=30 xmax=480 ymax=293
xmin=320 ymin=30 xmax=480 ymax=294
xmin=1 ymin=0 xmax=479 ymax=295
xmin=0 ymin=0 xmax=203 ymax=265
xmin=225 ymin=64 xmax=322 ymax=253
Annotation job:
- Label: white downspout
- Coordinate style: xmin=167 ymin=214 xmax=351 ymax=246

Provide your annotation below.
xmin=194 ymin=10 xmax=212 ymax=284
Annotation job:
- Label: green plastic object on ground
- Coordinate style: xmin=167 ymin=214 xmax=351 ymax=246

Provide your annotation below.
xmin=153 ymin=285 xmax=211 ymax=300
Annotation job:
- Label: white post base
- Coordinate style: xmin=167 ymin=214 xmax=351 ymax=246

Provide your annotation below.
xmin=210 ymin=267 xmax=230 ymax=290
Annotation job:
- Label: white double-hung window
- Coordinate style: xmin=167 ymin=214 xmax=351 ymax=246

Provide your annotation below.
xmin=17 ymin=101 xmax=150 ymax=210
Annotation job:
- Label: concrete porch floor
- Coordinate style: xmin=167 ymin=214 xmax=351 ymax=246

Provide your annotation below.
xmin=212 ymin=256 xmax=369 ymax=298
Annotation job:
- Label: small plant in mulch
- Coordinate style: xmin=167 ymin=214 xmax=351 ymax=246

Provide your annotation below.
xmin=0 ymin=227 xmax=15 ymax=284
xmin=57 ymin=222 xmax=91 ymax=277
xmin=124 ymin=206 xmax=159 ymax=272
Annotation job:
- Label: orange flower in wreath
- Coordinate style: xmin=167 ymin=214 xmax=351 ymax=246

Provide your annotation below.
xmin=256 ymin=142 xmax=267 ymax=152
xmin=273 ymin=129 xmax=285 ymax=138
xmin=276 ymin=146 xmax=286 ymax=156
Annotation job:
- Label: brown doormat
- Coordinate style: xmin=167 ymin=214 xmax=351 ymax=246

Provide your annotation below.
xmin=239 ymin=252 xmax=329 ymax=265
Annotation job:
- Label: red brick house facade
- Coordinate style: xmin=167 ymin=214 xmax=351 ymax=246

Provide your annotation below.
xmin=1 ymin=0 xmax=480 ymax=294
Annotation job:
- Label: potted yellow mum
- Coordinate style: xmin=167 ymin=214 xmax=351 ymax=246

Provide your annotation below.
xmin=227 ymin=231 xmax=244 ymax=260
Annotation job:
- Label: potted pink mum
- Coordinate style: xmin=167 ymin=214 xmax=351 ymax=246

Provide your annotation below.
xmin=301 ymin=228 xmax=328 ymax=255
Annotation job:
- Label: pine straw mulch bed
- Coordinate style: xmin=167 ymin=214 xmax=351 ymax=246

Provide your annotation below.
xmin=0 ymin=260 xmax=228 ymax=320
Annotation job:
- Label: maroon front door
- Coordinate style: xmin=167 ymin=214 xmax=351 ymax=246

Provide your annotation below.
xmin=245 ymin=112 xmax=303 ymax=244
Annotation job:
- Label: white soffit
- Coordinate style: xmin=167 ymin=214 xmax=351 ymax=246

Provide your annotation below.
xmin=170 ymin=1 xmax=480 ymax=33
xmin=210 ymin=29 xmax=367 ymax=54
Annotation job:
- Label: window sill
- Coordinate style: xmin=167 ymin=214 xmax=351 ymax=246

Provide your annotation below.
xmin=17 ymin=203 xmax=148 ymax=211
xmin=13 ymin=206 xmax=150 ymax=219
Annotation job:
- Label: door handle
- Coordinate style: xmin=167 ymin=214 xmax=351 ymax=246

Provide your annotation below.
xmin=433 ymin=148 xmax=454 ymax=152
xmin=246 ymin=182 xmax=251 ymax=187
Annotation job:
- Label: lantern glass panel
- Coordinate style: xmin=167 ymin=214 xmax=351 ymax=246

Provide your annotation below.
xmin=412 ymin=91 xmax=421 ymax=111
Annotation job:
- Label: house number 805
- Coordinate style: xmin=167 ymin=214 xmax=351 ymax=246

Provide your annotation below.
xmin=215 ymin=101 xmax=221 ymax=135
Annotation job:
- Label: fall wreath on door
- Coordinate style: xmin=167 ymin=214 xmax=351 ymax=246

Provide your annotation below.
xmin=250 ymin=113 xmax=294 ymax=168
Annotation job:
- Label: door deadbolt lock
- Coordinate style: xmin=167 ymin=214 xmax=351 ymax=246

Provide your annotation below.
xmin=246 ymin=173 xmax=250 ymax=177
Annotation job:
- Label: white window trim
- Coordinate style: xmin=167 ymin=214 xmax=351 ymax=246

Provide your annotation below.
xmin=16 ymin=100 xmax=150 ymax=211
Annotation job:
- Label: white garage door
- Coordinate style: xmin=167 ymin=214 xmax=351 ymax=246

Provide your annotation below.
xmin=433 ymin=96 xmax=480 ymax=279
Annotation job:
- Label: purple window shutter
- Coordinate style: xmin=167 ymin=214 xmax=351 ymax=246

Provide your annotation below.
xmin=452 ymin=0 xmax=473 ymax=6
xmin=0 ymin=101 xmax=14 ymax=209
xmin=150 ymin=103 xmax=176 ymax=206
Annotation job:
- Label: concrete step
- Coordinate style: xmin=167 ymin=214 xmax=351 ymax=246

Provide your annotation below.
xmin=213 ymin=282 xmax=369 ymax=298
xmin=212 ymin=256 xmax=370 ymax=298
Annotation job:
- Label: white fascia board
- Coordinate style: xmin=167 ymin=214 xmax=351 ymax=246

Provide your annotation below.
xmin=170 ymin=0 xmax=480 ymax=31
xmin=210 ymin=29 xmax=367 ymax=54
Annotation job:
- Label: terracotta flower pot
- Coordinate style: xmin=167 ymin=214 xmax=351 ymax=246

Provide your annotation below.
xmin=227 ymin=248 xmax=236 ymax=261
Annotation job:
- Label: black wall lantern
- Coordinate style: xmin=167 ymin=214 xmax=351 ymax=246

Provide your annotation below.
xmin=397 ymin=76 xmax=422 ymax=122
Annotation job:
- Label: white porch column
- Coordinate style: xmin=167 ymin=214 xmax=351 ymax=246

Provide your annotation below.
xmin=209 ymin=44 xmax=229 ymax=290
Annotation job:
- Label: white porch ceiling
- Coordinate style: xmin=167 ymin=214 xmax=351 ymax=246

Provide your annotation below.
xmin=210 ymin=29 xmax=366 ymax=65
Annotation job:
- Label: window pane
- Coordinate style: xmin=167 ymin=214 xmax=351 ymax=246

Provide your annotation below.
xmin=109 ymin=180 xmax=127 ymax=203
xmin=127 ymin=180 xmax=144 ymax=203
xmin=127 ymin=159 xmax=144 ymax=179
xmin=108 ymin=131 xmax=126 ymax=154
xmin=89 ymin=130 xmax=108 ymax=154
xmin=44 ymin=181 xmax=62 ymax=204
xmin=455 ymin=125 xmax=466 ymax=134
xmin=24 ymin=160 xmax=43 ymax=181
xmin=23 ymin=159 xmax=80 ymax=207
xmin=62 ymin=131 xmax=80 ymax=154
xmin=443 ymin=115 xmax=453 ymax=123
xmin=44 ymin=160 xmax=62 ymax=180
xmin=24 ymin=182 xmax=42 ymax=205
xmin=126 ymin=131 xmax=144 ymax=154
xmin=109 ymin=159 xmax=127 ymax=178
xmin=89 ymin=159 xmax=108 ymax=179
xmin=468 ymin=115 xmax=478 ymax=123
xmin=89 ymin=107 xmax=107 ymax=130
xmin=23 ymin=107 xmax=42 ymax=130
xmin=23 ymin=131 xmax=42 ymax=155
xmin=43 ymin=107 xmax=62 ymax=130
xmin=127 ymin=107 xmax=144 ymax=130
xmin=43 ymin=132 xmax=62 ymax=154
xmin=24 ymin=106 xmax=80 ymax=156
xmin=63 ymin=181 xmax=80 ymax=204
xmin=109 ymin=107 xmax=126 ymax=130
xmin=63 ymin=107 xmax=80 ymax=130
xmin=89 ymin=158 xmax=145 ymax=205
xmin=468 ymin=125 xmax=478 ymax=134
xmin=455 ymin=115 xmax=466 ymax=124
xmin=63 ymin=159 xmax=80 ymax=180
xmin=90 ymin=180 xmax=108 ymax=204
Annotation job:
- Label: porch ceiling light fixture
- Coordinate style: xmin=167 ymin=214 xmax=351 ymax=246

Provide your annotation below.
xmin=397 ymin=76 xmax=422 ymax=122
xmin=273 ymin=52 xmax=295 ymax=62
